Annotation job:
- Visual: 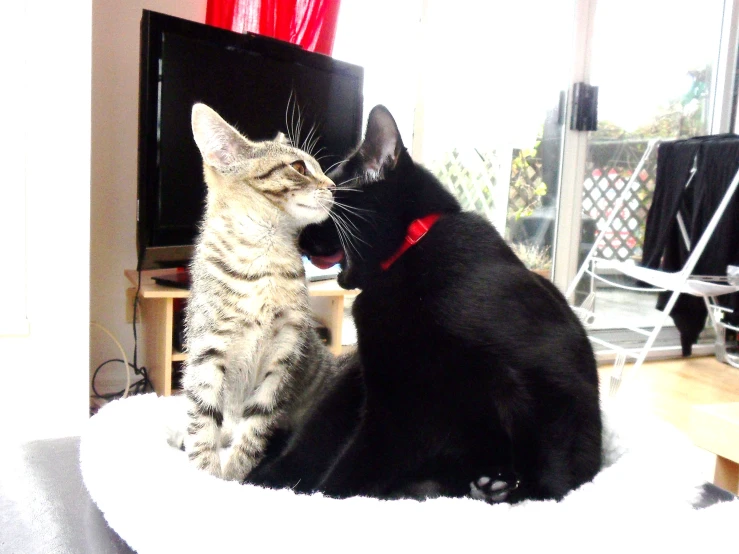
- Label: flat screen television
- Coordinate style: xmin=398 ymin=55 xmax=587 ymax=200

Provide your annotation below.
xmin=137 ymin=10 xmax=364 ymax=270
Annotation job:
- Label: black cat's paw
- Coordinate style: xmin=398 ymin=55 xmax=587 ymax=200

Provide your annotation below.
xmin=469 ymin=473 xmax=520 ymax=504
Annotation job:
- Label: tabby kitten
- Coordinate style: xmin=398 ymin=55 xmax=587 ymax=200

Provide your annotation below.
xmin=183 ymin=103 xmax=336 ymax=481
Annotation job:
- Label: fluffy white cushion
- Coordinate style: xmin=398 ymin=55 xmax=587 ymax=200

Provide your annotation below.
xmin=80 ymin=393 xmax=739 ymax=553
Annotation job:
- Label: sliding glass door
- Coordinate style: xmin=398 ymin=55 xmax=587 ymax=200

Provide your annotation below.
xmin=565 ymin=0 xmax=729 ymax=338
xmin=334 ymin=0 xmax=737 ymax=350
xmin=413 ymin=1 xmax=577 ymax=278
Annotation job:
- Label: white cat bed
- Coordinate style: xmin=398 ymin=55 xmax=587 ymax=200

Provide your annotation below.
xmin=80 ymin=393 xmax=738 ymax=553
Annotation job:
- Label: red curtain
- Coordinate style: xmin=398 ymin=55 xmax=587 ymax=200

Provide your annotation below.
xmin=206 ymin=0 xmax=341 ymax=56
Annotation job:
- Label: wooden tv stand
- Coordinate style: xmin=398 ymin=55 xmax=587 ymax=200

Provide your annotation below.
xmin=125 ymin=269 xmax=358 ymax=396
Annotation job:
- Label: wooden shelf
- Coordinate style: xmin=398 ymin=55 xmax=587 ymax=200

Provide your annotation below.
xmin=689 ymin=402 xmax=739 ymax=493
xmin=124 ymin=269 xmax=357 ymax=299
xmin=125 ymin=269 xmax=357 ymax=396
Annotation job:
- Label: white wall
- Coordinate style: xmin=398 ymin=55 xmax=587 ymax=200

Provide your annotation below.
xmin=332 ymin=0 xmax=422 ymax=151
xmin=0 ymin=0 xmax=92 ymax=442
xmin=90 ymin=0 xmax=207 ymax=394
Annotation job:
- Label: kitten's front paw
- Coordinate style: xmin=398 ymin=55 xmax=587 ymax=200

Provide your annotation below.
xmin=469 ymin=473 xmax=520 ymax=504
xmin=188 ymin=450 xmax=222 ymax=478
xmin=221 ymin=461 xmax=247 ymax=482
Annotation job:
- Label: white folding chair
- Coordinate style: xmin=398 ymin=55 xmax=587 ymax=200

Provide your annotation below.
xmin=566 ymin=140 xmax=739 ymax=396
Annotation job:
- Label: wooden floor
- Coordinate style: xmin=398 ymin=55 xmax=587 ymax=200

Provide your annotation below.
xmin=599 ymin=355 xmax=739 ymax=485
xmin=599 ymin=355 xmax=739 ymax=433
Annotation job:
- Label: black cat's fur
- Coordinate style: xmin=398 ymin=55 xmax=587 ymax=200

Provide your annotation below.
xmin=248 ymin=105 xmax=602 ymax=502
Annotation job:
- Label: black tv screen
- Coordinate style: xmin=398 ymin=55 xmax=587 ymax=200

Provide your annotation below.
xmin=137 ymin=10 xmax=364 ymax=269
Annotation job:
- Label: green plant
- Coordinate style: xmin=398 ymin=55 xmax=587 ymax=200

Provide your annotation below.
xmin=508 ymin=146 xmax=547 ymax=220
xmin=510 ymin=242 xmax=552 ymax=271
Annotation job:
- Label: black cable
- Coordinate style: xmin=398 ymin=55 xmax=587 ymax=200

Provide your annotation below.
xmin=132 ymin=264 xmax=143 ymax=372
xmin=90 ymin=253 xmax=151 ymax=407
xmin=91 ymin=359 xmax=147 ymax=399
xmin=91 ymin=358 xmax=152 ymax=400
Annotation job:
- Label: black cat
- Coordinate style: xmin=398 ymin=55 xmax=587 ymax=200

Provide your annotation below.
xmin=249 ymin=105 xmax=602 ymax=502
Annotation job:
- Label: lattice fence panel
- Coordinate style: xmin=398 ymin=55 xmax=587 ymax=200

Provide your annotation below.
xmin=508 ymin=148 xmax=545 ymax=220
xmin=428 ymin=141 xmax=656 ymax=263
xmin=582 ymin=140 xmax=656 ymax=261
xmin=429 ymin=149 xmax=498 ymax=221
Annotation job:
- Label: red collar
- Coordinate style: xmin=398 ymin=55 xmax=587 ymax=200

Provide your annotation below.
xmin=380 ymin=213 xmax=441 ymax=270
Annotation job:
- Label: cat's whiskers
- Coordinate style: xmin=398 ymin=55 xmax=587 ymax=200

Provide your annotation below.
xmin=331 ymin=206 xmax=365 ymax=238
xmin=290 ymin=98 xmax=298 ymax=144
xmin=284 ymin=93 xmax=325 ymax=159
xmin=331 ymin=208 xmax=370 ymax=251
xmin=333 ymin=176 xmax=363 ymax=191
xmin=310 ymin=145 xmax=326 ymax=160
xmin=323 ymin=205 xmax=365 ymax=261
xmin=331 ymin=199 xmax=373 ymax=212
xmin=336 ymin=219 xmax=365 ymax=261
xmin=302 ymin=122 xmax=319 ymax=155
xmin=322 ymin=206 xmax=355 ymax=260
xmin=332 ymin=202 xmax=375 ymax=228
xmin=295 ymin=102 xmax=305 ymax=147
xmin=324 ymin=160 xmax=344 ymax=174
xmin=285 ymin=90 xmax=292 ymax=144
xmin=286 ymin=90 xmax=299 ymax=146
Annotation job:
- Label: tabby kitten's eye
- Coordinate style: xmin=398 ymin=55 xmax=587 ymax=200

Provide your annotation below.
xmin=291 ymin=160 xmax=307 ymax=175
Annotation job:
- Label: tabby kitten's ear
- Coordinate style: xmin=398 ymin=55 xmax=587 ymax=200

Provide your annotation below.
xmin=273 ymin=131 xmax=291 ymax=145
xmin=359 ymin=105 xmax=404 ymax=176
xmin=191 ymin=103 xmax=255 ymax=172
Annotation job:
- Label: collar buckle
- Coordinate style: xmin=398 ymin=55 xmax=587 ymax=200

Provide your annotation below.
xmin=381 ymin=213 xmax=442 ymax=270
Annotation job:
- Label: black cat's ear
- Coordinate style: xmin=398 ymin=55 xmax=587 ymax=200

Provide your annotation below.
xmin=191 ymin=103 xmax=256 ymax=172
xmin=359 ymin=105 xmax=404 ymax=177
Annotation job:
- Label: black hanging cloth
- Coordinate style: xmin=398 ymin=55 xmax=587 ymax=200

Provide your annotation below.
xmin=641 ymin=135 xmax=739 ymax=355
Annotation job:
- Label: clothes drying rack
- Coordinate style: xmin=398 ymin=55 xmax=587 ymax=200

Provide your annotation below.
xmin=565 ymin=139 xmax=739 ymax=397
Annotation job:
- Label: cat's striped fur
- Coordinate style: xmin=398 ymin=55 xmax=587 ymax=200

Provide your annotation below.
xmin=183 ymin=103 xmax=337 ymax=481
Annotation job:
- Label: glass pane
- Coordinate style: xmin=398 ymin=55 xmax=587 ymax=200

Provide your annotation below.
xmin=416 ymin=1 xmax=577 ymax=279
xmin=579 ymin=0 xmax=725 ymax=330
